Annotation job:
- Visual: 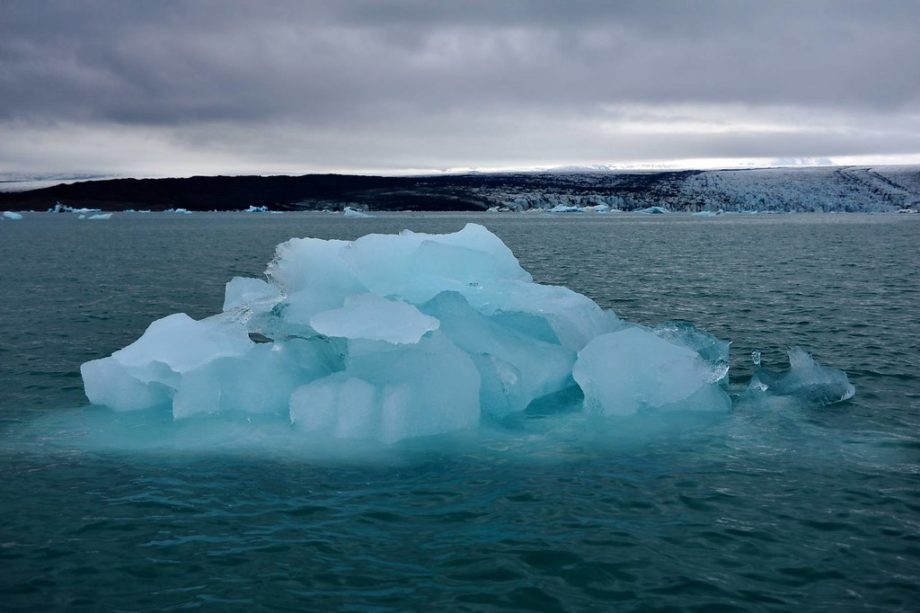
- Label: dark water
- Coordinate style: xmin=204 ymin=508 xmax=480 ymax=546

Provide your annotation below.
xmin=1 ymin=212 xmax=918 ymax=611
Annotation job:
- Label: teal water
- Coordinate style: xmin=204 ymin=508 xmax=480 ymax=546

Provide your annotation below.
xmin=1 ymin=213 xmax=918 ymax=611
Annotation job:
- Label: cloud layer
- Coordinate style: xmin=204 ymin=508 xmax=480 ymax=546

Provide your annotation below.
xmin=2 ymin=0 xmax=919 ymax=176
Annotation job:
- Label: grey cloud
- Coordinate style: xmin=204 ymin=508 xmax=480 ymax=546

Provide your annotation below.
xmin=1 ymin=0 xmax=918 ymax=174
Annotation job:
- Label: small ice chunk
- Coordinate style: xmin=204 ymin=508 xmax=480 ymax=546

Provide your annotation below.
xmin=310 ymin=294 xmax=439 ymax=344
xmin=573 ymin=326 xmax=730 ymax=416
xmin=2 ymin=211 xmax=23 ymax=220
xmin=748 ymin=347 xmax=855 ymax=404
xmin=87 ymin=213 xmax=112 ymax=220
xmin=244 ymin=205 xmax=268 ymax=212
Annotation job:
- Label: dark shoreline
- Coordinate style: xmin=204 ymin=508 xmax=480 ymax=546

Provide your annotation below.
xmin=2 ymin=166 xmax=918 ymax=213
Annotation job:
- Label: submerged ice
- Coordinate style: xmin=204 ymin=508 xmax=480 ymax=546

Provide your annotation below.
xmin=747 ymin=347 xmax=856 ymax=404
xmin=80 ymin=223 xmax=854 ymax=444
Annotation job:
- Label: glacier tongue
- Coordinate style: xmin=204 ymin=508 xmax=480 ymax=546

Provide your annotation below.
xmin=79 ymin=223 xmax=855 ymax=445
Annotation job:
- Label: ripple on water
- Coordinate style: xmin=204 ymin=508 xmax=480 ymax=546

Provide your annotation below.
xmin=0 ymin=213 xmax=918 ymax=609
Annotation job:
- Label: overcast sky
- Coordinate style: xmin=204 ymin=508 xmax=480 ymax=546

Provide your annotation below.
xmin=1 ymin=0 xmax=919 ymax=178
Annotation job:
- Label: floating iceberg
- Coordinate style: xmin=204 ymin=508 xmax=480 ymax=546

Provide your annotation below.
xmin=244 ymin=205 xmax=269 ymax=213
xmin=747 ymin=347 xmax=855 ymax=405
xmin=343 ymin=206 xmax=372 ymax=218
xmin=2 ymin=211 xmax=23 ymax=220
xmin=48 ymin=202 xmax=102 ymax=214
xmin=80 ymin=223 xmax=854 ymax=444
xmin=87 ymin=213 xmax=113 ymax=220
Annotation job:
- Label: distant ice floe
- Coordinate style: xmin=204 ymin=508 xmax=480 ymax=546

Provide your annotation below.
xmin=165 ymin=208 xmax=192 ymax=214
xmin=692 ymin=210 xmax=723 ymax=217
xmin=48 ymin=202 xmax=101 ymax=214
xmin=343 ymin=206 xmax=372 ymax=218
xmin=545 ymin=203 xmax=618 ymax=214
xmin=2 ymin=211 xmax=23 ymax=220
xmin=244 ymin=205 xmax=269 ymax=213
xmin=636 ymin=206 xmax=670 ymax=214
xmin=547 ymin=204 xmax=584 ymax=213
xmin=81 ymin=223 xmax=855 ymax=445
xmin=87 ymin=213 xmax=113 ymax=220
xmin=585 ymin=204 xmax=614 ymax=213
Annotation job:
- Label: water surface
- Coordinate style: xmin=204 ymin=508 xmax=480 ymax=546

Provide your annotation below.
xmin=1 ymin=212 xmax=918 ymax=610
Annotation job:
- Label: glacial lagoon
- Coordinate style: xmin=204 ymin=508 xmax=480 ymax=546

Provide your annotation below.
xmin=1 ymin=212 xmax=918 ymax=610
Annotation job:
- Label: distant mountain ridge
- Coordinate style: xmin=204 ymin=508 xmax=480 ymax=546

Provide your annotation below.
xmin=1 ymin=166 xmax=918 ymax=213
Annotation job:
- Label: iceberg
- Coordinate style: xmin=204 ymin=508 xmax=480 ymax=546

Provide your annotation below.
xmin=48 ymin=202 xmax=101 ymax=214
xmin=80 ymin=223 xmax=854 ymax=444
xmin=2 ymin=211 xmax=23 ymax=220
xmin=87 ymin=213 xmax=113 ymax=220
xmin=343 ymin=206 xmax=372 ymax=217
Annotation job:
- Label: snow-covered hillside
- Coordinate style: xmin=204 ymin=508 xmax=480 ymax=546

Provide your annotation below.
xmin=675 ymin=167 xmax=920 ymax=212
xmin=473 ymin=166 xmax=920 ymax=213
